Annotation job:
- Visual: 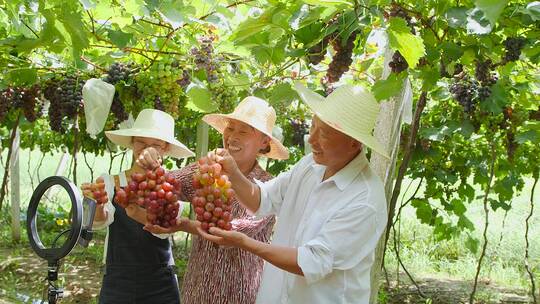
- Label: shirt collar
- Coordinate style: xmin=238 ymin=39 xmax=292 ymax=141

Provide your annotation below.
xmin=312 ymin=149 xmax=369 ymax=191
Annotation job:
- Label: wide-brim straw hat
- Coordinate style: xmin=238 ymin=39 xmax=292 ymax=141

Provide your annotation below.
xmin=202 ymin=96 xmax=289 ymax=160
xmin=105 ymin=109 xmax=195 ymax=159
xmin=294 ymin=82 xmax=390 ymax=159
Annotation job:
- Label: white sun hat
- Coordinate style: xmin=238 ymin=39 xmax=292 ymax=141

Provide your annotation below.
xmin=294 ymin=82 xmax=390 ymax=159
xmin=202 ymin=96 xmax=289 ymax=160
xmin=105 ymin=109 xmax=195 ymax=159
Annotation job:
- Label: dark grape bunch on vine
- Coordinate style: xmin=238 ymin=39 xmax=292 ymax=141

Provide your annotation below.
xmin=0 ymin=85 xmax=43 ymax=123
xmin=176 ymin=70 xmax=191 ymax=89
xmin=289 ymin=118 xmax=309 ymax=147
xmin=0 ymin=90 xmax=8 ymax=122
xmin=191 ymin=36 xmax=220 ymax=83
xmin=503 ymin=37 xmax=526 ymax=63
xmin=325 ymin=31 xmax=358 ymax=83
xmin=307 ymin=35 xmax=331 ymax=65
xmin=104 ymin=62 xmax=133 ymax=124
xmin=44 ymin=75 xmax=84 ymax=133
xmin=475 ymin=59 xmax=497 ymax=86
xmin=389 ymin=51 xmax=408 ymax=74
xmin=154 ymin=96 xmax=165 ymax=111
xmin=449 ymin=76 xmax=478 ymax=114
xmin=104 ymin=62 xmax=132 ymax=84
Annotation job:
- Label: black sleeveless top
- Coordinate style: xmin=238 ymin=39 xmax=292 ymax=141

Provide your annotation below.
xmin=98 ymin=196 xmax=180 ymax=303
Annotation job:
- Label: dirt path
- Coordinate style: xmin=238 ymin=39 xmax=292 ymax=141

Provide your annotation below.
xmin=0 ymin=248 xmax=101 ymax=303
xmin=383 ymin=276 xmax=532 ymax=303
xmin=0 ymin=247 xmax=534 ymax=304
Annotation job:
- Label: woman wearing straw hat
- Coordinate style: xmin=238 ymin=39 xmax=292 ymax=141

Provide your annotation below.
xmin=142 ymin=96 xmax=289 ymax=304
xmin=194 ymin=83 xmax=389 ymax=303
xmin=85 ymin=109 xmax=194 ymax=304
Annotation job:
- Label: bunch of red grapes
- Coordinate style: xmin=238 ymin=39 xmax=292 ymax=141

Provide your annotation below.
xmin=191 ymin=155 xmax=235 ymax=231
xmin=81 ymin=177 xmax=108 ymax=204
xmin=114 ymin=167 xmax=182 ymax=228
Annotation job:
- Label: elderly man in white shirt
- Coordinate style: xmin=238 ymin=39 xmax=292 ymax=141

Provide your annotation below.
xmin=196 ymin=82 xmax=390 ymax=304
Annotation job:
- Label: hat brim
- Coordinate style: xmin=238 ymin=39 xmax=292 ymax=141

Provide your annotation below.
xmin=202 ymin=114 xmax=289 ymax=160
xmin=105 ymin=128 xmax=195 ymax=159
xmin=295 ymin=83 xmax=390 ymax=159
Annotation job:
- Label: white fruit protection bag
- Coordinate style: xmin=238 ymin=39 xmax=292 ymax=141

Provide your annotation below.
xmin=82 ymin=78 xmax=115 ymax=138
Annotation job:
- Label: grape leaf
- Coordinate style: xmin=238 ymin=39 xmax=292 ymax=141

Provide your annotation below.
xmin=475 ymin=0 xmax=507 ymax=25
xmin=186 ymin=82 xmax=218 ymax=113
xmin=5 ymin=68 xmax=37 ymax=86
xmin=525 ymin=1 xmax=540 ymax=21
xmin=57 ymin=8 xmax=89 ymax=60
xmin=516 ymin=130 xmax=539 ymax=143
xmin=372 ymin=72 xmax=406 ymax=101
xmin=158 ymin=2 xmax=191 ymax=29
xmin=411 ymin=198 xmax=433 ymax=224
xmin=268 ymin=82 xmax=299 ymax=107
xmin=230 ymin=8 xmax=277 ymax=43
xmin=480 ymin=82 xmax=508 ymax=114
xmin=302 ymin=0 xmax=353 ymax=7
xmin=387 ymin=18 xmax=425 ymax=68
xmin=465 ymin=235 xmax=479 ymax=254
xmin=446 ymin=7 xmax=468 ymax=28
xmin=108 ymin=29 xmax=133 ymax=48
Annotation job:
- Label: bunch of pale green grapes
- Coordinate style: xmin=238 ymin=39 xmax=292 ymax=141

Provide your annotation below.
xmin=208 ymin=81 xmax=237 ymax=113
xmin=135 ymin=58 xmax=186 ymax=119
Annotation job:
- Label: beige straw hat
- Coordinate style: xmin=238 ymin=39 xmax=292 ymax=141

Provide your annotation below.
xmin=202 ymin=96 xmax=289 ymax=160
xmin=294 ymin=82 xmax=390 ymax=159
xmin=105 ymin=109 xmax=195 ymax=159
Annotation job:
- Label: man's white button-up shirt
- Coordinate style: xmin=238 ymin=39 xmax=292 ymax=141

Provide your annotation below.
xmin=254 ymin=151 xmax=387 ymax=304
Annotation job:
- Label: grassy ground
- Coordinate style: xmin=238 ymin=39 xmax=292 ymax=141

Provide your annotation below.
xmin=0 ymin=149 xmax=538 ymax=303
xmin=382 ymin=177 xmax=539 ymax=302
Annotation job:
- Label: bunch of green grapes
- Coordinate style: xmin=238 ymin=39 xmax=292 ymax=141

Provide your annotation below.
xmin=208 ymin=81 xmax=237 ymax=113
xmin=135 ymin=58 xmax=186 ymax=119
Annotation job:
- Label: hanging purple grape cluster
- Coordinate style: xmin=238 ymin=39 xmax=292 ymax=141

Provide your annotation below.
xmin=0 ymin=85 xmax=43 ymax=123
xmin=450 ymin=76 xmax=478 ymax=114
xmin=503 ymin=37 xmax=526 ymax=63
xmin=290 ymin=118 xmax=309 ymax=147
xmin=104 ymin=63 xmax=133 ymax=124
xmin=325 ymin=32 xmax=358 ymax=83
xmin=389 ymin=51 xmax=408 ymax=74
xmin=44 ymin=76 xmax=83 ymax=133
xmin=307 ymin=36 xmax=331 ymax=65
xmin=191 ymin=36 xmax=219 ymax=83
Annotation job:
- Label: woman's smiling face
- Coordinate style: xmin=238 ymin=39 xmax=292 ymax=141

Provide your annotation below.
xmin=222 ymin=119 xmax=269 ymax=166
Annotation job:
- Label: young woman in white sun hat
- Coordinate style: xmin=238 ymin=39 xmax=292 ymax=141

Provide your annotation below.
xmin=84 ymin=109 xmax=194 ymax=304
xmin=141 ymin=96 xmax=289 ymax=304
xmin=195 ymin=83 xmax=390 ymax=304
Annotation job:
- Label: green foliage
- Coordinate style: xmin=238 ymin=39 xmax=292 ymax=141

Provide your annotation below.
xmin=0 ymin=0 xmax=538 ymax=254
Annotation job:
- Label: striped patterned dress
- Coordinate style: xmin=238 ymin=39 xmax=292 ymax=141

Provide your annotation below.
xmin=172 ymin=163 xmax=275 ymax=304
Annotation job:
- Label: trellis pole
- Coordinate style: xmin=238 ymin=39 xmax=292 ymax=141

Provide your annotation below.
xmin=369 ymin=45 xmax=413 ymax=302
xmin=10 ymin=127 xmax=21 ymax=242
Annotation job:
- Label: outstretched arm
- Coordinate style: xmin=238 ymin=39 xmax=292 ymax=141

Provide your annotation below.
xmin=197 ymin=227 xmax=304 ymax=276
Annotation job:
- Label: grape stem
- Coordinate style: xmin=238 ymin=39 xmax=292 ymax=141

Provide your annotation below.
xmin=525 ymin=176 xmax=538 ymax=303
xmin=21 ymin=19 xmax=39 ymax=38
xmin=383 ymin=91 xmax=427 ymax=253
xmin=80 ymin=56 xmax=107 ymax=72
xmin=469 ymin=141 xmax=497 ymax=304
